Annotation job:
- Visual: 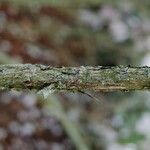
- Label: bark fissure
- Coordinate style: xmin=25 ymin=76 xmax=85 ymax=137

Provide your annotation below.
xmin=0 ymin=64 xmax=150 ymax=92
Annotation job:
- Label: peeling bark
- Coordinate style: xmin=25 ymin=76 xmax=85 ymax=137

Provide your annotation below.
xmin=0 ymin=64 xmax=150 ymax=92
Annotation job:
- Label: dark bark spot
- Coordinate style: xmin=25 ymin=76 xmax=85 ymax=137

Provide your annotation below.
xmin=0 ymin=69 xmax=3 ymax=73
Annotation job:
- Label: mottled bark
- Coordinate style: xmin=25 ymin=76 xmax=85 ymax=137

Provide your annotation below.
xmin=0 ymin=64 xmax=150 ymax=92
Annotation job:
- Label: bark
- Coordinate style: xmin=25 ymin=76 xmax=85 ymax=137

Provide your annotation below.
xmin=0 ymin=64 xmax=150 ymax=92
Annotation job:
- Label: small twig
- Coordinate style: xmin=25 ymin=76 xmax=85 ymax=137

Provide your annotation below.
xmin=78 ymin=90 xmax=101 ymax=104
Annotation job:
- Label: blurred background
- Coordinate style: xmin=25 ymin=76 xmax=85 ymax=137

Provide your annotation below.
xmin=0 ymin=0 xmax=150 ymax=150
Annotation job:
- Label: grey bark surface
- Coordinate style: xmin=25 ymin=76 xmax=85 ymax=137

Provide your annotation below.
xmin=0 ymin=64 xmax=150 ymax=92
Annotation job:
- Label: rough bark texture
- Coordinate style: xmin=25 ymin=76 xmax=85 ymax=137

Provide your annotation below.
xmin=0 ymin=64 xmax=150 ymax=92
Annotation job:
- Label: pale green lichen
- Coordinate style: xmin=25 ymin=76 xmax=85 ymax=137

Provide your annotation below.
xmin=37 ymin=84 xmax=56 ymax=99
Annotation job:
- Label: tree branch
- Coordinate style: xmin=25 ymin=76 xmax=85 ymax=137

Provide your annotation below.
xmin=0 ymin=64 xmax=150 ymax=92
